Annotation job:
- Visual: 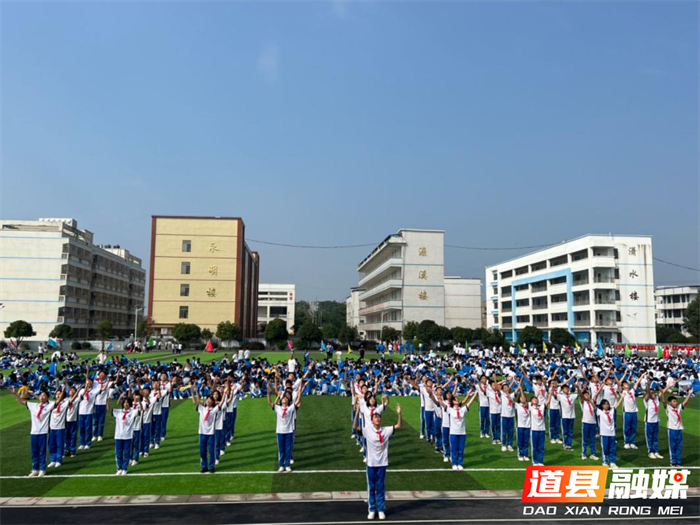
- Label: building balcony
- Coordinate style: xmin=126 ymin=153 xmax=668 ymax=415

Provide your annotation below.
xmin=362 ymin=320 xmax=402 ymax=333
xmin=359 ymin=280 xmax=402 ymax=302
xmin=358 ymin=258 xmax=403 ymax=287
xmin=359 ymin=300 xmax=402 ymax=316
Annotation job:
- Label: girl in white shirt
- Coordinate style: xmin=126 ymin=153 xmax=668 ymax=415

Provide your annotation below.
xmin=11 ymin=388 xmax=54 ymax=477
xmin=111 ymin=393 xmax=141 ymax=475
xmin=579 ymin=390 xmax=600 ymax=461
xmin=597 ymin=396 xmax=624 ymax=469
xmin=64 ymin=386 xmax=80 ymax=457
xmin=528 ymin=388 xmax=553 ymax=466
xmin=48 ymin=387 xmax=76 ymax=468
xmin=267 ymin=379 xmax=303 ymax=472
xmin=514 ymin=385 xmax=531 ymax=461
xmin=192 ymin=387 xmax=220 ymax=474
xmin=643 ymin=382 xmax=662 ymax=459
xmin=437 ymin=389 xmax=478 ymax=470
xmin=77 ymin=379 xmax=103 ymax=450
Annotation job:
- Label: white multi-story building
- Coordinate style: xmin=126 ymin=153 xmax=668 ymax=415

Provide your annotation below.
xmin=353 ymin=229 xmax=481 ymax=341
xmin=485 ymin=234 xmax=656 ymax=346
xmin=257 ymin=284 xmax=295 ymax=334
xmin=0 ymin=218 xmax=146 ymax=342
xmin=655 ymin=285 xmax=698 ymax=336
xmin=346 ymin=287 xmax=365 ymax=337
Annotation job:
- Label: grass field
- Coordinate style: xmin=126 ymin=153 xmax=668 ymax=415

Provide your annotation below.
xmin=0 ymin=385 xmax=698 ymax=498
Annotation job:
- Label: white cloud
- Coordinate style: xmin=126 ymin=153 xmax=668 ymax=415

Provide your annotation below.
xmin=257 ymin=42 xmax=279 ymax=85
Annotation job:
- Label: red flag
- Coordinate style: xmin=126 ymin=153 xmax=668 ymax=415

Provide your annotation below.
xmin=205 ymin=340 xmax=214 ymax=352
xmin=10 ymin=339 xmax=17 ymax=349
xmin=685 ymin=347 xmax=690 ymax=358
xmin=663 ymin=346 xmax=670 ymax=359
xmin=288 ymin=340 xmax=293 ymax=350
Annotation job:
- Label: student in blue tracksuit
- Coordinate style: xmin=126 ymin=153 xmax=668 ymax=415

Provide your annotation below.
xmin=528 ymin=391 xmax=550 ymax=466
xmin=547 ymin=379 xmax=562 ymax=445
xmin=64 ymin=386 xmax=80 ymax=457
xmin=597 ymin=396 xmax=624 ymax=468
xmin=661 ymin=383 xmax=692 ymax=467
xmin=77 ymin=379 xmax=103 ymax=450
xmin=500 ymin=382 xmax=516 ymax=452
xmin=441 ymin=389 xmax=453 ymax=463
xmin=130 ymin=392 xmax=143 ymax=467
xmin=92 ymin=370 xmax=113 ymax=442
xmin=514 ymin=385 xmax=531 ymax=461
xmin=11 ymin=387 xmax=54 ymax=477
xmin=437 ymin=388 xmax=478 ymax=470
xmin=353 ymin=402 xmax=402 ymax=521
xmin=268 ymin=379 xmax=302 ymax=473
xmin=111 ymin=393 xmax=141 ymax=475
xmin=140 ymin=389 xmax=154 ymax=458
xmin=556 ymin=383 xmax=577 ymax=451
xmin=486 ymin=380 xmax=502 ymax=446
xmin=48 ymin=387 xmax=74 ymax=468
xmin=477 ymin=376 xmax=490 ymax=438
xmin=620 ymin=372 xmax=644 ymax=450
xmin=579 ymin=390 xmax=600 ymax=461
xmin=192 ymin=385 xmax=220 ymax=473
xmin=643 ymin=382 xmax=662 ymax=460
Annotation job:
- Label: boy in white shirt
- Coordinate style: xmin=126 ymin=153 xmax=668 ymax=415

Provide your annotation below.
xmin=11 ymin=388 xmax=54 ymax=477
xmin=557 ymin=383 xmax=577 ymax=451
xmin=643 ymin=382 xmax=662 ymax=460
xmin=112 ymin=393 xmax=141 ymax=475
xmin=193 ymin=386 xmax=220 ymax=473
xmin=620 ymin=371 xmax=643 ymax=449
xmin=661 ymin=382 xmax=693 ymax=467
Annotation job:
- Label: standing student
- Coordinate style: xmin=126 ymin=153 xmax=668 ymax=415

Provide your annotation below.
xmin=149 ymin=382 xmax=163 ymax=449
xmin=77 ymin=379 xmax=102 ymax=450
xmin=416 ymin=376 xmax=436 ymax=443
xmin=661 ymin=383 xmax=692 ymax=467
xmin=225 ymin=380 xmax=242 ymax=446
xmin=438 ymin=388 xmax=478 ymax=470
xmin=579 ymin=390 xmax=600 ymax=461
xmin=11 ymin=387 xmax=54 ymax=477
xmin=352 ymin=401 xmax=402 ymax=520
xmin=64 ymin=386 xmax=79 ymax=458
xmin=192 ymin=384 xmax=219 ymax=474
xmin=514 ymin=385 xmax=531 ymax=461
xmin=432 ymin=386 xmax=444 ymax=454
xmin=359 ymin=393 xmax=389 ymax=463
xmin=557 ymin=383 xmax=577 ymax=451
xmin=48 ymin=386 xmax=73 ymax=468
xmin=477 ymin=376 xmax=490 ymax=439
xmin=621 ymin=372 xmax=643 ymax=449
xmin=130 ymin=392 xmax=143 ymax=467
xmin=643 ymin=380 xmax=662 ymax=460
xmin=597 ymin=396 xmax=623 ymax=469
xmin=440 ymin=389 xmax=454 ymax=463
xmin=267 ymin=379 xmax=302 ymax=472
xmin=486 ymin=380 xmax=502 ymax=445
xmin=529 ymin=388 xmax=553 ymax=466
xmin=111 ymin=393 xmax=140 ymax=475
xmin=140 ymin=389 xmax=154 ymax=458
xmin=159 ymin=374 xmax=173 ymax=441
xmin=500 ymin=382 xmax=516 ymax=452
xmin=213 ymin=388 xmax=231 ymax=465
xmin=92 ymin=370 xmax=113 ymax=442
xmin=547 ymin=379 xmax=562 ymax=444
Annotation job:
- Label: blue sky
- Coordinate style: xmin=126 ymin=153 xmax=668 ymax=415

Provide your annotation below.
xmin=2 ymin=1 xmax=698 ymax=300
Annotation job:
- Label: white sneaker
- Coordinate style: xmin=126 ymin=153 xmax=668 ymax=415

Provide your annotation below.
xmin=54 ymin=463 xmax=61 ymax=468
xmin=378 ymin=512 xmax=386 ymax=520
xmin=518 ymin=456 xmax=524 ymax=461
xmin=581 ymin=455 xmax=587 ymax=460
xmin=161 ymin=437 xmax=165 ymax=441
xmin=122 ymin=471 xmax=128 ymax=476
xmin=285 ymin=467 xmax=292 ymax=472
xmin=91 ymin=437 xmax=97 ymax=442
xmin=215 ymin=460 xmax=220 ymax=465
xmin=28 ymin=471 xmax=38 ymax=477
xmin=624 ymin=444 xmax=630 ymax=449
xmin=290 ymin=459 xmax=294 ymax=465
xmin=367 ymin=512 xmax=376 ymax=520
xmin=363 ymin=457 xmax=367 ymax=463
xmin=78 ymin=446 xmax=84 ymax=451
xmin=351 ymin=434 xmax=355 ymax=439
xmin=278 ymin=467 xmax=284 ymax=472
xmin=507 ymin=446 xmax=514 ymax=452
xmin=47 ymin=462 xmax=55 ymax=468
xmin=37 ymin=471 xmax=45 ymax=477
xmin=226 ymin=442 xmax=231 ymax=447
xmin=154 ymin=444 xmax=160 ymax=450
xmin=610 ymin=463 xmax=619 ymax=469
xmin=452 ymin=465 xmax=458 ymax=470
xmin=590 ymin=455 xmax=600 ymax=460
xmin=457 ymin=465 xmax=464 ymax=470
xmin=655 ymin=453 xmax=664 ymax=459
xmin=649 ymin=453 xmax=656 ymax=459
xmin=220 ymin=450 xmax=225 ymax=456
xmin=97 ymin=437 xmax=103 ymax=442
xmin=630 ymin=444 xmax=638 ymax=449
xmin=139 ymin=452 xmax=144 ymax=457
xmin=419 ymin=434 xmax=424 ymax=439
xmin=149 ymin=444 xmax=154 ymax=449
xmin=501 ymin=446 xmax=507 ymax=452
xmin=550 ymin=439 xmax=556 ymax=444
xmin=443 ymin=457 xmax=449 ymax=462
xmin=144 ymin=453 xmax=149 ymax=458
xmin=116 ymin=470 xmax=121 ymax=476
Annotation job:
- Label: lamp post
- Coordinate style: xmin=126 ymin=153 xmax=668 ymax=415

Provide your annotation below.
xmin=134 ymin=306 xmax=144 ymax=344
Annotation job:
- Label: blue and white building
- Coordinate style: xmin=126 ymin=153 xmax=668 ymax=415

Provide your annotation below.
xmin=485 ymin=234 xmax=656 ymax=346
xmin=0 ymin=218 xmax=145 ymax=341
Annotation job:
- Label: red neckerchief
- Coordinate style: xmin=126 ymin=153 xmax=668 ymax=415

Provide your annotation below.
xmin=204 ymin=408 xmax=211 ymax=421
xmin=672 ymin=408 xmax=682 ymax=424
xmin=370 ymin=408 xmax=375 ymax=418
xmin=495 ymin=392 xmax=500 ymax=403
xmin=536 ymin=406 xmax=542 ymax=419
xmin=605 ymin=411 xmax=612 ymax=424
xmin=56 ymin=401 xmax=61 ymax=413
xmin=282 ymin=407 xmax=288 ymax=418
xmin=455 ymin=407 xmax=461 ymax=419
xmin=587 ymin=402 xmax=594 ymax=415
xmin=507 ymin=395 xmax=512 ymax=406
xmin=37 ymin=403 xmax=46 ymax=420
xmin=652 ymin=399 xmax=658 ymax=413
xmin=122 ymin=409 xmax=129 ymax=422
xmin=376 ymin=429 xmax=384 ymax=443
xmin=566 ymin=395 xmax=572 ymax=406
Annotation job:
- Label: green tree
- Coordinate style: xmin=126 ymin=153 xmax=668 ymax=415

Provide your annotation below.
xmin=403 ymin=321 xmax=419 ymax=341
xmin=437 ymin=325 xmax=452 ymax=342
xmin=4 ymin=320 xmax=36 ymax=347
xmin=322 ymin=323 xmax=340 ymax=341
xmin=49 ymin=323 xmax=73 ymax=345
xmin=265 ymin=318 xmax=289 ymax=349
xmin=483 ymin=328 xmax=506 ymax=348
xmin=338 ymin=324 xmax=359 ymax=344
xmin=684 ymin=297 xmax=699 ymax=339
xmin=216 ymin=321 xmax=242 ymax=348
xmin=201 ymin=328 xmax=213 ymax=340
xmin=296 ymin=320 xmax=322 ymax=348
xmin=656 ymin=325 xmax=689 ymax=344
xmin=473 ymin=327 xmax=490 ymax=344
xmin=517 ymin=325 xmax=543 ymax=348
xmin=136 ymin=318 xmax=152 ymax=339
xmin=96 ymin=319 xmax=113 ymax=351
xmin=417 ymin=320 xmax=441 ymax=347
xmin=381 ymin=326 xmax=400 ymax=341
xmin=293 ymin=301 xmax=312 ymax=333
xmin=172 ymin=323 xmax=202 ymax=347
xmin=550 ymin=328 xmax=575 ymax=347
xmin=450 ymin=327 xmax=474 ymax=345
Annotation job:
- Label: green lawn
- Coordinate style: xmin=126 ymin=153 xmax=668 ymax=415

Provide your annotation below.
xmin=0 ymin=388 xmax=697 ymax=498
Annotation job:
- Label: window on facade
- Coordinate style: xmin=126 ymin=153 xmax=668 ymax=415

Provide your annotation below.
xmin=179 ymin=306 xmax=189 ymax=319
xmin=180 ymin=284 xmax=190 ymax=297
xmin=181 ymin=262 xmax=191 ymax=275
xmin=182 ymin=240 xmax=192 ymax=253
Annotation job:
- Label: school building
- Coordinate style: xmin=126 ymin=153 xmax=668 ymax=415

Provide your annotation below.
xmin=257 ymin=283 xmax=295 ymax=334
xmin=148 ymin=216 xmax=259 ymax=338
xmin=350 ymin=229 xmax=482 ymax=341
xmin=655 ymin=285 xmax=699 ymax=336
xmin=485 ymin=234 xmax=656 ymax=346
xmin=0 ymin=218 xmax=146 ymax=341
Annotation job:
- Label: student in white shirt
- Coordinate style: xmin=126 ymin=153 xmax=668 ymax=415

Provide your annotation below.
xmin=267 ymin=379 xmax=302 ymax=473
xmin=158 ymin=374 xmax=173 ymax=441
xmin=352 ymin=400 xmax=402 ymax=520
xmin=579 ymin=390 xmax=600 ymax=461
xmin=140 ymin=388 xmax=154 ymax=458
xmin=130 ymin=392 xmax=144 ymax=466
xmin=477 ymin=376 xmax=490 ymax=438
xmin=486 ymin=380 xmax=503 ymax=446
xmin=11 ymin=388 xmax=54 ymax=477
xmin=64 ymin=386 xmax=80 ymax=457
xmin=225 ymin=381 xmax=242 ymax=446
xmin=661 ymin=382 xmax=693 ymax=467
xmin=77 ymin=379 xmax=103 ymax=450
xmin=556 ymin=383 xmax=577 ymax=451
xmin=499 ymin=382 xmax=516 ymax=452
xmin=529 ymin=388 xmax=554 ymax=466
xmin=48 ymin=386 xmax=75 ymax=468
xmin=620 ymin=371 xmax=643 ymax=450
xmin=598 ymin=396 xmax=624 ymax=469
xmin=92 ymin=370 xmax=113 ymax=442
xmin=514 ymin=385 xmax=531 ymax=461
xmin=436 ymin=388 xmax=478 ymax=470
xmin=149 ymin=381 xmax=163 ymax=449
xmin=643 ymin=381 xmax=662 ymax=459
xmin=111 ymin=393 xmax=141 ymax=475
xmin=192 ymin=385 xmax=220 ymax=473
xmin=213 ymin=388 xmax=230 ymax=465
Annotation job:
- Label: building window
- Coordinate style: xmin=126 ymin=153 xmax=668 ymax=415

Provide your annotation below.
xmin=180 ymin=284 xmax=190 ymax=297
xmin=182 ymin=240 xmax=192 ymax=253
xmin=181 ymin=262 xmax=191 ymax=275
xmin=179 ymin=306 xmax=189 ymax=319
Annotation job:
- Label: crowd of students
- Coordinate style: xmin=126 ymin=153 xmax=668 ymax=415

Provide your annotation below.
xmin=5 ymin=345 xmax=698 ymax=520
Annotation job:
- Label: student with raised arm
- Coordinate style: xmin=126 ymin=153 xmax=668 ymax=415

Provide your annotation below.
xmin=111 ymin=391 xmax=141 ymax=475
xmin=597 ymin=392 xmax=624 ymax=469
xmin=529 ymin=387 xmax=554 ymax=466
xmin=192 ymin=383 xmax=219 ymax=474
xmin=268 ymin=378 xmax=302 ymax=472
xmin=514 ymin=383 xmax=531 ymax=461
xmin=556 ymin=380 xmax=577 ymax=451
xmin=437 ymin=387 xmax=478 ymax=470
xmin=92 ymin=369 xmax=114 ymax=442
xmin=11 ymin=387 xmax=54 ymax=477
xmin=48 ymin=382 xmax=76 ymax=468
xmin=158 ymin=373 xmax=174 ymax=441
xmin=353 ymin=400 xmax=402 ymax=520
xmin=77 ymin=378 xmax=103 ymax=450
xmin=579 ymin=389 xmax=600 ymax=461
xmin=661 ymin=380 xmax=693 ymax=467
xmin=643 ymin=376 xmax=662 ymax=460
xmin=64 ymin=385 xmax=80 ymax=458
xmin=620 ymin=370 xmax=643 ymax=450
